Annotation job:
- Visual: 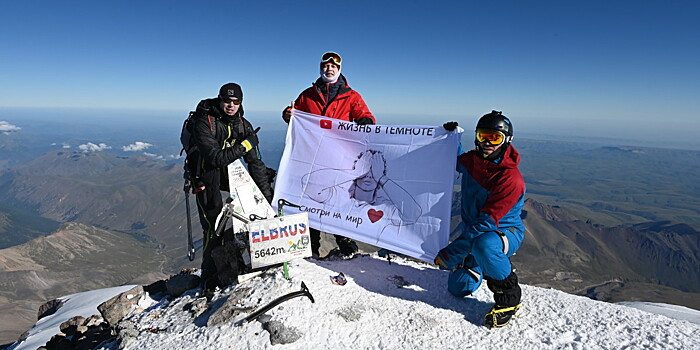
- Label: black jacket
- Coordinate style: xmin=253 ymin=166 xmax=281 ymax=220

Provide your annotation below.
xmin=191 ymin=98 xmax=272 ymax=201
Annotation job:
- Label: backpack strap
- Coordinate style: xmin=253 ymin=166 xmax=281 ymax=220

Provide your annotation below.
xmin=237 ymin=116 xmax=247 ymax=139
xmin=207 ymin=115 xmax=217 ymax=138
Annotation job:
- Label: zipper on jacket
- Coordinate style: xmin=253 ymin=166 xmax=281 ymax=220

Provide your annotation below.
xmin=221 ymin=124 xmax=232 ymax=150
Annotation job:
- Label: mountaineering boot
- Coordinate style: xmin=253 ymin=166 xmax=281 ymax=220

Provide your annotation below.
xmin=484 ymin=271 xmax=522 ymax=328
xmin=484 ymin=303 xmax=520 ymax=328
xmin=322 ymin=248 xmax=346 ymax=261
xmin=336 ymin=236 xmax=359 ymax=257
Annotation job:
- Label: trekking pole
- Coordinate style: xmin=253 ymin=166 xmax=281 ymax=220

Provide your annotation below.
xmin=184 ymin=180 xmax=195 ymax=261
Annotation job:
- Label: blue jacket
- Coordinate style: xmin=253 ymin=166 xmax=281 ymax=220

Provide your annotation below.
xmin=441 ymin=146 xmax=525 ymax=267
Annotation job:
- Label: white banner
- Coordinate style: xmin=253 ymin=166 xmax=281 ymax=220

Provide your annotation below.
xmin=272 ymin=110 xmax=462 ymax=262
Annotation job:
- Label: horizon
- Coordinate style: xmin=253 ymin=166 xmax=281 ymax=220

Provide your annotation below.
xmin=2 ymin=106 xmax=698 ymax=152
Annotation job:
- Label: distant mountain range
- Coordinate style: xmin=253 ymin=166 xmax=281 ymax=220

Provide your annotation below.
xmin=513 ymin=199 xmax=700 ymax=310
xmin=0 ymin=150 xmax=196 ymax=271
xmin=0 ymin=222 xmax=164 ymax=345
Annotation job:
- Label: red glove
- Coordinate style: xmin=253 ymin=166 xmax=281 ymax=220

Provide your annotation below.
xmin=434 ymin=250 xmax=452 ymax=269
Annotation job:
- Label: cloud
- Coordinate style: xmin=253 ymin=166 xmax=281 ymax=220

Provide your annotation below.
xmin=122 ymin=141 xmax=153 ymax=152
xmin=143 ymin=152 xmax=164 ymax=160
xmin=78 ymin=142 xmax=111 ymax=152
xmin=51 ymin=142 xmax=72 ymax=149
xmin=0 ymin=121 xmax=21 ymax=133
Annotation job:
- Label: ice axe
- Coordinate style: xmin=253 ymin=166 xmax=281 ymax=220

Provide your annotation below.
xmin=278 ymin=198 xmax=302 ymax=217
xmin=239 ymin=281 xmax=314 ymax=325
xmin=214 ymin=197 xmax=252 ymax=237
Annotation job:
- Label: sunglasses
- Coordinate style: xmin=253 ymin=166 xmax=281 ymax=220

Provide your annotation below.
xmin=475 ymin=129 xmax=506 ymax=145
xmin=321 ymin=52 xmax=342 ymax=65
xmin=220 ymin=97 xmax=242 ymax=105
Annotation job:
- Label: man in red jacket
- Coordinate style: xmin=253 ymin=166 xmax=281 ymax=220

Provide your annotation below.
xmin=282 ymin=51 xmax=375 ymax=259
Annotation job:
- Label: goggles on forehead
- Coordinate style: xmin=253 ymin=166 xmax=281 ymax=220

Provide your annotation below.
xmin=475 ymin=128 xmax=507 ymax=145
xmin=220 ymin=96 xmax=242 ymax=105
xmin=321 ymin=52 xmax=342 ymax=66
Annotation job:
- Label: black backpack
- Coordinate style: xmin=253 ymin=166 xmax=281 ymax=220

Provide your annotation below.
xmin=180 ymin=101 xmax=215 ymax=192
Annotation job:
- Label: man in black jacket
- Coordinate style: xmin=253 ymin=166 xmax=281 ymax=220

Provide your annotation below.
xmin=191 ymin=82 xmax=273 ymax=289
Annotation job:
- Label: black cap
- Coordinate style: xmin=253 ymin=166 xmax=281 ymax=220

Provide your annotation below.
xmin=219 ymin=83 xmax=243 ymax=101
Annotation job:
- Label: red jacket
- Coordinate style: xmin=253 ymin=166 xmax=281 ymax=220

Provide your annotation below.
xmin=294 ymin=76 xmax=375 ymax=123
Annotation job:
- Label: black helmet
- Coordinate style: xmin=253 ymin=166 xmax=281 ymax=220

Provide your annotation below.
xmin=476 ymin=110 xmax=513 ymax=141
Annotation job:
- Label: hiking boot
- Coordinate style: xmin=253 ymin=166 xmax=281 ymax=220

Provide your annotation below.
xmin=322 ymin=248 xmax=356 ymax=261
xmin=337 ymin=239 xmax=359 ymax=257
xmin=484 ymin=304 xmax=520 ymax=328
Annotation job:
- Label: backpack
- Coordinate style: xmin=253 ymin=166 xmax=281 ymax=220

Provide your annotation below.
xmin=180 ymin=101 xmax=216 ymax=192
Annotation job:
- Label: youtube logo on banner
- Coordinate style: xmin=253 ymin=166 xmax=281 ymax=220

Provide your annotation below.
xmin=320 ymin=119 xmax=332 ymax=129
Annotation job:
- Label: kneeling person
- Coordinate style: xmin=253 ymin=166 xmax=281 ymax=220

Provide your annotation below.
xmin=436 ymin=111 xmax=526 ymax=328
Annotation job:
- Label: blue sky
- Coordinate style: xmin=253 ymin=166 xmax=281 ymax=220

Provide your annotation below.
xmin=1 ymin=1 xmax=698 ymax=147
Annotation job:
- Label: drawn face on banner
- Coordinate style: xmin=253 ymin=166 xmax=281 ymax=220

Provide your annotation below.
xmin=349 ymin=150 xmax=387 ymax=203
xmin=355 ymin=173 xmax=378 ymax=191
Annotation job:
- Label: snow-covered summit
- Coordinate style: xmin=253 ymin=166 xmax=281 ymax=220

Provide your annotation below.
xmin=11 ymin=254 xmax=700 ymax=350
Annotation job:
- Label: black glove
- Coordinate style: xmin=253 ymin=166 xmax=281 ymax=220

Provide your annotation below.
xmin=241 ymin=127 xmax=260 ymax=153
xmin=355 ymin=117 xmax=374 ymax=125
xmin=266 ymin=167 xmax=277 ymax=183
xmin=282 ymin=106 xmax=292 ymax=123
xmin=443 ymin=121 xmax=458 ymax=131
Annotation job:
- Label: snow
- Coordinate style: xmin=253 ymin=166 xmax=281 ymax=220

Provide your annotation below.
xmin=617 ymin=302 xmax=700 ymax=325
xmin=10 ymin=255 xmax=700 ymax=350
xmin=9 ymin=285 xmax=137 ymax=350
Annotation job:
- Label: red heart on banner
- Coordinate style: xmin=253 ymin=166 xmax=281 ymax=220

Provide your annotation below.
xmin=367 ymin=209 xmax=384 ymax=223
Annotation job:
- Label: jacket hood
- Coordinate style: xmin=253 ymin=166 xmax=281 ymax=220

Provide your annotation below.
xmin=498 ymin=145 xmax=520 ymax=168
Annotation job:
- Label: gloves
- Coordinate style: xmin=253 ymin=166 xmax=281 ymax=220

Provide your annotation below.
xmin=241 ymin=127 xmax=261 ymax=153
xmin=434 ymin=255 xmax=448 ymax=269
xmin=266 ymin=167 xmax=277 ymax=182
xmin=355 ymin=117 xmax=374 ymax=125
xmin=434 ymin=249 xmax=453 ymax=270
xmin=443 ymin=121 xmax=458 ymax=131
xmin=282 ymin=106 xmax=292 ymax=124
